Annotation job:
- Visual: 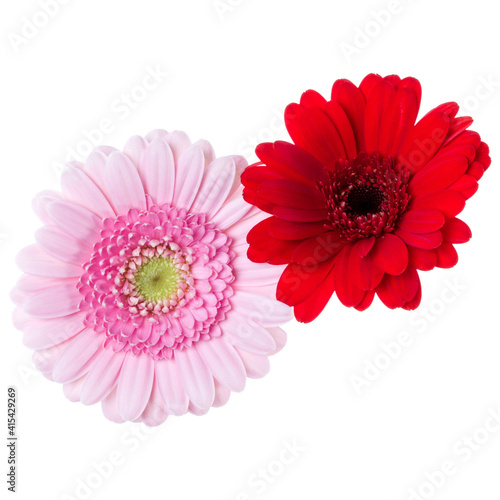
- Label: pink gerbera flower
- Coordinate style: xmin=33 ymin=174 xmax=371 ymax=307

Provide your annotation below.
xmin=12 ymin=130 xmax=291 ymax=426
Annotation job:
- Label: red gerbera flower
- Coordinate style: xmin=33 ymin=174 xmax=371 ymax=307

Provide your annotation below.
xmin=241 ymin=74 xmax=491 ymax=323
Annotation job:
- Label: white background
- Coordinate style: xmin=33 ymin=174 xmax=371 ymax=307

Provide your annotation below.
xmin=1 ymin=1 xmax=500 ymax=499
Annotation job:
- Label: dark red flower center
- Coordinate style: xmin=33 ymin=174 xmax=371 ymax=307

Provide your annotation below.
xmin=319 ymin=152 xmax=411 ymax=242
xmin=346 ymin=185 xmax=386 ymax=216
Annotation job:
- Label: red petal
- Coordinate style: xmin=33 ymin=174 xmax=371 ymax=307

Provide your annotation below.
xmin=293 ymin=266 xmax=335 ymax=323
xmin=241 ymin=164 xmax=284 ymax=191
xmin=449 ymin=174 xmax=478 ymax=200
xmin=409 ymin=153 xmax=468 ymax=196
xmin=396 ymin=77 xmax=422 ymax=110
xmin=273 ymin=141 xmax=329 ymax=184
xmin=397 ymin=209 xmax=445 ymax=234
xmin=407 ymin=246 xmax=437 ymax=271
xmin=398 ymin=110 xmax=449 ymax=174
xmin=430 ymin=102 xmax=459 ymax=119
xmin=247 ymin=217 xmax=272 ymax=247
xmin=466 ymin=161 xmax=485 ymax=180
xmin=435 ymin=242 xmax=458 ymax=268
xmin=379 ymin=88 xmax=419 ymax=157
xmin=247 ymin=238 xmax=297 ymax=265
xmin=247 ymin=218 xmax=300 ymax=264
xmin=376 ymin=267 xmax=420 ymax=309
xmin=285 ymin=103 xmax=306 ymax=147
xmin=355 ymin=236 xmax=376 ymax=258
xmin=273 ymin=206 xmax=328 ymax=222
xmin=350 ymin=250 xmax=384 ymax=290
xmin=300 ymin=89 xmax=327 ymax=107
xmin=331 ymin=79 xmax=366 ymax=152
xmin=395 ymin=228 xmax=443 ymax=249
xmin=371 ymin=234 xmax=408 ymax=275
xmin=475 ymin=141 xmax=491 ymax=169
xmin=334 ymin=245 xmax=365 ymax=307
xmin=292 ymin=231 xmax=343 ymax=265
xmin=383 ymin=75 xmax=402 ymax=87
xmin=359 ymin=74 xmax=383 ymax=99
xmin=242 ymin=189 xmax=275 ymax=214
xmin=441 ymin=218 xmax=471 ymax=244
xmin=354 ymin=290 xmax=375 ymax=311
xmin=364 ymin=80 xmax=395 ymax=153
xmin=440 ymin=130 xmax=480 ymax=162
xmin=403 ymin=279 xmax=422 ymax=310
xmin=277 ymin=259 xmax=336 ymax=306
xmin=443 ymin=116 xmax=474 ymax=146
xmin=258 ymin=179 xmax=325 ymax=209
xmin=268 ymin=218 xmax=327 ymax=241
xmin=409 ymin=189 xmax=466 ymax=218
xmin=299 ymin=107 xmax=347 ymax=165
xmin=323 ymin=101 xmax=358 ymax=159
xmin=255 ymin=142 xmax=327 ymax=186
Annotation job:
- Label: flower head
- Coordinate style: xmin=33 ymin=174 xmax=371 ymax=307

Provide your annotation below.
xmin=12 ymin=129 xmax=292 ymax=425
xmin=242 ymin=74 xmax=491 ymax=322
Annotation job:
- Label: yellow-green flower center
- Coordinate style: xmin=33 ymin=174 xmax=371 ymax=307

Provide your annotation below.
xmin=134 ymin=257 xmax=180 ymax=302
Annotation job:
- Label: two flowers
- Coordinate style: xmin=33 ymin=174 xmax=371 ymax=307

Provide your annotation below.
xmin=12 ymin=74 xmax=490 ymax=425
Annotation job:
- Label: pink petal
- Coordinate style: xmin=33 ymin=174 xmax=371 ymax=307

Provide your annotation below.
xmin=14 ymin=273 xmax=71 ymax=293
xmin=32 ymin=339 xmax=72 ymax=379
xmin=23 ymin=284 xmax=81 ymax=319
xmin=140 ymin=139 xmax=175 ymax=205
xmin=16 ymin=245 xmax=82 ymax=278
xmin=188 ymin=402 xmax=210 ymax=416
xmin=174 ymin=347 xmax=214 ymax=410
xmin=227 ymin=156 xmax=248 ymax=198
xmin=172 ymin=144 xmax=205 ymax=210
xmin=235 ymin=348 xmax=271 ymax=379
xmin=225 ymin=213 xmax=266 ymax=247
xmin=139 ymin=379 xmax=169 ymax=427
xmin=63 ymin=375 xmax=87 ymax=402
xmin=23 ymin=312 xmax=86 ymax=350
xmin=47 ymin=200 xmax=102 ymax=243
xmin=52 ymin=329 xmax=103 ymax=383
xmin=104 ymin=152 xmax=146 ymax=214
xmin=117 ymin=354 xmax=154 ymax=421
xmin=196 ymin=338 xmax=246 ymax=392
xmin=35 ymin=226 xmax=91 ymax=266
xmin=12 ymin=307 xmax=33 ymax=330
xmin=210 ymin=197 xmax=252 ymax=230
xmin=32 ymin=190 xmax=61 ymax=225
xmin=163 ymin=130 xmax=191 ymax=162
xmin=83 ymin=151 xmax=108 ymax=191
xmin=10 ymin=287 xmax=29 ymax=306
xmin=145 ymin=129 xmax=169 ymax=142
xmin=221 ymin=310 xmax=276 ymax=355
xmin=80 ymin=348 xmax=126 ymax=405
xmin=193 ymin=139 xmax=216 ymax=167
xmin=230 ymin=291 xmax=292 ymax=326
xmin=101 ymin=387 xmax=126 ymax=423
xmin=191 ymin=157 xmax=235 ymax=218
xmin=155 ymin=359 xmax=189 ymax=416
xmin=60 ymin=165 xmax=115 ymax=218
xmin=123 ymin=135 xmax=148 ymax=168
xmin=232 ymin=256 xmax=285 ymax=286
xmin=213 ymin=380 xmax=231 ymax=407
xmin=266 ymin=326 xmax=287 ymax=354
